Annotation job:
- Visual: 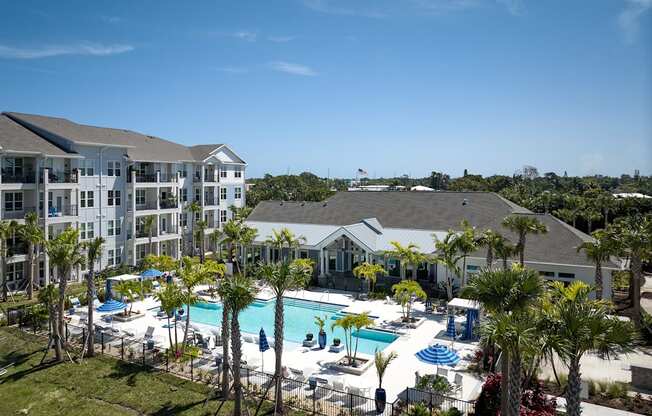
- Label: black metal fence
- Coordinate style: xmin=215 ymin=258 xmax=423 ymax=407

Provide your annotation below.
xmin=14 ymin=319 xmax=476 ymax=416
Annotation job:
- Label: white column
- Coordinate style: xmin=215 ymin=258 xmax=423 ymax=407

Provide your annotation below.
xmin=319 ymin=249 xmax=326 ymax=277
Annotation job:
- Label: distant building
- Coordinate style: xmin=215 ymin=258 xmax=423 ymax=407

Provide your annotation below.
xmin=410 ymin=185 xmax=434 ymax=192
xmin=613 ymin=192 xmax=651 ymax=199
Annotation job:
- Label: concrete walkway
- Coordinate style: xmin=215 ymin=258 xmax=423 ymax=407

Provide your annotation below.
xmin=554 ymin=396 xmax=646 ymax=416
xmin=641 ymin=275 xmax=652 ymax=316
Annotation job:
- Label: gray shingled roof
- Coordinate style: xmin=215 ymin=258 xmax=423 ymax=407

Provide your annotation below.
xmin=0 ymin=115 xmax=74 ymax=157
xmin=189 ymin=144 xmax=224 ymax=161
xmin=249 ymin=191 xmax=604 ymax=267
xmin=4 ymin=112 xmax=201 ymax=163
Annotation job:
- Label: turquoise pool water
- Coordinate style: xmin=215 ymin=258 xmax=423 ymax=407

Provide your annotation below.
xmin=188 ymin=297 xmax=398 ymax=354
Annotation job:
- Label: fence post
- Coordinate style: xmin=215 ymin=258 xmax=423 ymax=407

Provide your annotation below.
xmin=166 ymin=349 xmax=169 ymax=372
xmin=190 ymin=356 xmax=194 ymax=381
xmin=101 ymin=331 xmax=105 ymax=354
xmin=82 ymin=328 xmax=86 ymax=347
xmin=121 ymin=337 xmax=124 ymax=360
xmin=312 ymin=388 xmax=316 ymax=415
xmin=349 ymin=393 xmax=353 ymax=416
xmin=142 ymin=343 xmax=146 ymax=365
xmin=429 ymin=391 xmax=433 ymax=415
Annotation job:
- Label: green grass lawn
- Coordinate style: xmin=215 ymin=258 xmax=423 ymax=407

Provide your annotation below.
xmin=0 ymin=283 xmax=88 ymax=312
xmin=0 ymin=327 xmax=279 ymax=416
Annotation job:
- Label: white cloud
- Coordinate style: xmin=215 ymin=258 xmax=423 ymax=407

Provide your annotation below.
xmin=268 ymin=36 xmax=295 ymax=43
xmin=0 ymin=42 xmax=134 ymax=59
xmin=269 ymin=61 xmax=317 ymax=76
xmin=231 ymin=31 xmax=257 ymax=42
xmin=618 ymin=0 xmax=652 ymax=44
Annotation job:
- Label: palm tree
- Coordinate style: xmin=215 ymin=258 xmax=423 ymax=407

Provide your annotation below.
xmin=16 ymin=212 xmax=44 ymax=300
xmin=219 ymin=274 xmax=257 ymax=416
xmin=229 ymin=204 xmax=252 ymax=222
xmin=238 ymin=225 xmax=258 ymax=276
xmin=462 ymin=267 xmax=544 ymax=416
xmin=554 ymin=194 xmax=584 ymax=228
xmin=0 ymin=220 xmax=17 ymax=301
xmin=186 ymin=201 xmax=202 ymax=256
xmin=265 ymin=228 xmax=306 ymax=263
xmin=195 ymin=219 xmax=207 ymax=263
xmin=82 ymin=236 xmax=104 ymax=356
xmin=493 ymin=238 xmax=515 ymax=270
xmin=177 ymin=257 xmax=211 ymax=351
xmin=155 ymin=283 xmax=184 ymax=354
xmin=434 ymin=231 xmax=462 ymax=299
xmin=213 ymin=219 xmax=257 ymax=273
xmin=353 ymin=262 xmax=386 ymax=293
xmin=374 ymin=350 xmax=398 ymax=391
xmin=46 ymin=228 xmax=86 ymax=362
xmin=141 ymin=215 xmax=157 ymax=257
xmin=582 ymin=207 xmax=603 ymax=234
xmin=258 ymin=260 xmax=312 ymax=414
xmin=38 ymin=283 xmax=59 ymax=361
xmin=577 ymin=230 xmax=615 ymax=300
xmin=610 ymin=214 xmax=652 ymax=324
xmin=455 ymin=220 xmax=477 ymax=287
xmin=501 ymin=215 xmax=548 ymax=266
xmin=476 ymin=229 xmax=506 ymax=267
xmin=547 ymin=281 xmax=638 ymax=416
xmin=331 ymin=312 xmax=374 ymax=366
xmin=392 ymin=280 xmax=426 ymax=322
xmin=384 ymin=241 xmax=426 ymax=280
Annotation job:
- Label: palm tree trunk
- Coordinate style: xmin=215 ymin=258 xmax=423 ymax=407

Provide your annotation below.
xmin=461 ymin=256 xmax=467 ymax=287
xmin=508 ymin=353 xmax=522 ymax=416
xmin=273 ymin=295 xmax=285 ymax=414
xmin=182 ymin=302 xmax=191 ymax=351
xmin=445 ymin=269 xmax=453 ymax=300
xmin=27 ymin=243 xmax=34 ymax=300
xmin=231 ymin=312 xmax=243 ymax=416
xmin=565 ymin=356 xmax=582 ymax=416
xmin=86 ymin=266 xmax=95 ymax=357
xmin=486 ymin=247 xmax=493 ymax=268
xmin=57 ymin=268 xmax=69 ymax=362
xmin=595 ymin=262 xmax=603 ymax=300
xmin=51 ymin=304 xmax=62 ymax=361
xmin=631 ymin=256 xmax=642 ymax=325
xmin=519 ymin=235 xmax=525 ymax=266
xmin=500 ymin=350 xmax=510 ymax=416
xmin=167 ymin=316 xmax=173 ymax=350
xmin=502 ymin=255 xmax=508 ymax=271
xmin=221 ymin=303 xmax=230 ymax=398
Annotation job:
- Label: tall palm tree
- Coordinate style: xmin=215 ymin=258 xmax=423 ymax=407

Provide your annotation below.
xmin=141 ymin=215 xmax=157 ymax=257
xmin=238 ymin=225 xmax=258 ymax=277
xmin=37 ymin=283 xmax=59 ymax=361
xmin=501 ymin=215 xmax=548 ymax=266
xmin=582 ymin=207 xmax=603 ymax=234
xmin=547 ymin=281 xmax=638 ymax=416
xmin=265 ymin=228 xmax=306 ymax=263
xmin=155 ymin=283 xmax=184 ymax=354
xmin=610 ymin=214 xmax=652 ymax=324
xmin=195 ymin=219 xmax=207 ymax=263
xmin=353 ymin=262 xmax=386 ymax=293
xmin=434 ymin=231 xmax=462 ymax=299
xmin=186 ymin=201 xmax=202 ymax=256
xmin=46 ymin=228 xmax=86 ymax=362
xmin=258 ymin=260 xmax=312 ymax=414
xmin=16 ymin=212 xmax=44 ymax=300
xmin=462 ymin=267 xmax=544 ymax=416
xmin=493 ymin=237 xmax=515 ymax=270
xmin=476 ymin=229 xmax=506 ymax=267
xmin=176 ymin=257 xmax=211 ymax=351
xmin=384 ymin=241 xmax=426 ymax=280
xmin=82 ymin=236 xmax=104 ymax=357
xmin=0 ymin=220 xmax=17 ymax=301
xmin=219 ymin=274 xmax=257 ymax=416
xmin=577 ymin=230 xmax=615 ymax=300
xmin=455 ymin=221 xmax=477 ymax=287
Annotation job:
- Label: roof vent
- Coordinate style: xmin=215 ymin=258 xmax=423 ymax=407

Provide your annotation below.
xmin=462 ymin=198 xmax=468 ymax=206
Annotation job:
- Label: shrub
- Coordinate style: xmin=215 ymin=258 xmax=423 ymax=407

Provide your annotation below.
xmin=475 ymin=373 xmax=502 ymax=415
xmin=406 ymin=403 xmax=429 ymax=416
xmin=605 ymin=382 xmax=628 ymax=400
xmin=476 ymin=373 xmax=556 ymax=416
xmin=416 ymin=374 xmax=454 ymax=395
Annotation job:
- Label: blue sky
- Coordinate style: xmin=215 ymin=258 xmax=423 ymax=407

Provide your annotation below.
xmin=0 ymin=0 xmax=650 ymax=178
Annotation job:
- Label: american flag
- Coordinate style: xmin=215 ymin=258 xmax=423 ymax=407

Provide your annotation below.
xmin=357 ymin=168 xmax=368 ymax=176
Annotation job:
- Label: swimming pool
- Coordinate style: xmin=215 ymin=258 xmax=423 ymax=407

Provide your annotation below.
xmin=188 ymin=297 xmax=398 ymax=354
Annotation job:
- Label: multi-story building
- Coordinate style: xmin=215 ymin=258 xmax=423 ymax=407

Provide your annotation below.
xmin=0 ymin=112 xmax=246 ymax=292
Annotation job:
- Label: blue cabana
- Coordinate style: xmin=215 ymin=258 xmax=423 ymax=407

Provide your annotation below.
xmin=97 ymin=299 xmax=127 ymax=312
xmin=464 ymin=308 xmax=479 ymax=340
xmin=141 ymin=268 xmax=163 ymax=279
xmin=416 ymin=344 xmax=460 ymax=366
xmin=446 ymin=314 xmax=456 ymax=339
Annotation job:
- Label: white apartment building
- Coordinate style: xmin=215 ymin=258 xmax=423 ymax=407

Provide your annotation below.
xmin=0 ymin=112 xmax=246 ymax=292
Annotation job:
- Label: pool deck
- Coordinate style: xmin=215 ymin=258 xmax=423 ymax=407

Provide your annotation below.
xmin=82 ymin=286 xmax=483 ymax=403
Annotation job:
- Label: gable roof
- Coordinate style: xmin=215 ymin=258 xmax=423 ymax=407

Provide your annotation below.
xmin=248 ymin=191 xmax=606 ymax=267
xmin=189 ymin=144 xmax=224 ymax=161
xmin=0 ymin=115 xmax=75 ymax=158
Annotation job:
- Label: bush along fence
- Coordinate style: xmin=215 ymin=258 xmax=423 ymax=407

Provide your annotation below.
xmin=15 ymin=319 xmax=476 ymax=416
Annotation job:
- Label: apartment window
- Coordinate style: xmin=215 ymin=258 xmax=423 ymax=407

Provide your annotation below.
xmin=107 ymin=161 xmax=121 ymax=177
xmin=7 ymin=262 xmax=23 ymax=283
xmin=108 ymin=219 xmax=122 ymax=237
xmin=220 ymin=188 xmax=227 ymax=200
xmin=135 ymin=189 xmax=145 ymax=205
xmin=180 ymin=213 xmax=188 ymax=228
xmin=194 ymin=188 xmax=200 ymax=202
xmin=5 ymin=158 xmax=23 ymax=176
xmin=107 ymin=249 xmax=115 ymax=266
xmin=539 ymin=271 xmax=555 ymax=277
xmin=80 ymin=222 xmax=94 ymax=240
xmin=234 ymin=168 xmax=242 ymax=178
xmin=558 ymin=272 xmax=575 ymax=279
xmin=79 ymin=160 xmax=95 ymax=176
xmin=179 ymin=166 xmax=187 ymax=178
xmin=107 ymin=248 xmax=122 ymax=267
xmin=181 ymin=188 xmax=188 ymax=202
xmin=220 ymin=209 xmax=227 ymax=223
xmin=220 ymin=168 xmax=227 ymax=178
xmin=194 ymin=211 xmax=200 ymax=223
xmin=108 ymin=190 xmax=121 ymax=206
xmin=234 ymin=187 xmax=242 ymax=199
xmin=137 ymin=245 xmax=147 ymax=260
xmin=80 ymin=191 xmax=94 ymax=208
xmin=4 ymin=192 xmax=23 ymax=211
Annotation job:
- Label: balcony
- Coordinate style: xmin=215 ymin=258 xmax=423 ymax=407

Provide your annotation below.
xmin=135 ymin=173 xmax=157 ymax=183
xmin=204 ymin=173 xmax=217 ymax=183
xmin=204 ymin=195 xmax=217 ymax=206
xmin=47 ymin=204 xmax=78 ymax=218
xmin=135 ymin=230 xmax=155 ymax=239
xmin=159 ymin=172 xmax=177 ymax=183
xmin=2 ymin=206 xmax=37 ymax=220
xmin=41 ymin=169 xmax=78 ymax=184
xmin=1 ymin=171 xmax=36 ymax=184
xmin=160 ymin=199 xmax=178 ymax=209
xmin=192 ymin=173 xmax=202 ymax=183
xmin=159 ymin=226 xmax=179 ymax=236
xmin=135 ymin=201 xmax=158 ymax=211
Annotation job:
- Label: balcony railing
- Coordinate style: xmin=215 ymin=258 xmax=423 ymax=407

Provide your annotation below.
xmin=193 ymin=173 xmax=202 ymax=183
xmin=47 ymin=204 xmax=78 ymax=217
xmin=2 ymin=206 xmax=37 ymax=220
xmin=135 ymin=202 xmax=158 ymax=211
xmin=1 ymin=171 xmax=36 ymax=184
xmin=41 ymin=169 xmax=78 ymax=184
xmin=135 ymin=230 xmax=156 ymax=239
xmin=159 ymin=172 xmax=177 ymax=182
xmin=204 ymin=196 xmax=217 ymax=206
xmin=135 ymin=173 xmax=157 ymax=183
xmin=204 ymin=174 xmax=217 ymax=183
xmin=159 ymin=226 xmax=179 ymax=235
xmin=160 ymin=199 xmax=178 ymax=209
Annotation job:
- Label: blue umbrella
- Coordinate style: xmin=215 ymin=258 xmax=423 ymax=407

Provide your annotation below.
xmin=415 ymin=344 xmax=460 ymax=366
xmin=141 ymin=268 xmax=163 ymax=279
xmin=446 ymin=314 xmax=456 ymax=339
xmin=464 ymin=308 xmax=479 ymax=340
xmin=259 ymin=328 xmax=270 ymax=371
xmin=97 ymin=299 xmax=127 ymax=312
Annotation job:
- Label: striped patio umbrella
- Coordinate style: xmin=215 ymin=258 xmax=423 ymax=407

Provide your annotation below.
xmin=446 ymin=314 xmax=456 ymax=339
xmin=259 ymin=328 xmax=270 ymax=372
xmin=141 ymin=268 xmax=163 ymax=279
xmin=415 ymin=344 xmax=460 ymax=366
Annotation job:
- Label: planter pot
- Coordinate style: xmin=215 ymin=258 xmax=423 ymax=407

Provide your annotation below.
xmin=318 ymin=332 xmax=327 ymax=349
xmin=375 ymin=388 xmax=386 ymax=413
xmin=306 ymin=333 xmax=314 ymax=341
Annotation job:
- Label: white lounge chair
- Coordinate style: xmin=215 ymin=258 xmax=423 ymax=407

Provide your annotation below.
xmin=143 ymin=326 xmax=155 ymax=340
xmin=437 ymin=367 xmax=448 ymax=378
xmin=69 ymin=297 xmax=81 ymax=308
xmin=385 ymin=296 xmax=392 ymax=304
xmin=453 ymin=373 xmax=463 ymax=397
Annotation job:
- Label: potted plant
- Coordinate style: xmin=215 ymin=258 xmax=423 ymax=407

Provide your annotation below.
xmin=333 ymin=338 xmax=341 ymax=346
xmin=315 ymin=315 xmax=327 ymax=349
xmin=305 ymin=332 xmax=314 ymax=341
xmin=374 ymin=349 xmax=398 ymax=413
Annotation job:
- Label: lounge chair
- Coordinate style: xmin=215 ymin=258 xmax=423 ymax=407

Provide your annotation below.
xmin=425 ymin=299 xmax=434 ymax=314
xmin=385 ymin=296 xmax=392 ymax=304
xmin=346 ymin=386 xmax=371 ymax=407
xmin=453 ymin=373 xmax=463 ymax=396
xmin=143 ymin=326 xmax=155 ymax=340
xmin=437 ymin=367 xmax=448 ymax=378
xmin=288 ymin=367 xmax=309 ymax=383
xmin=69 ymin=297 xmax=81 ymax=309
